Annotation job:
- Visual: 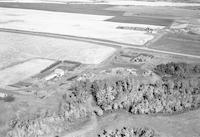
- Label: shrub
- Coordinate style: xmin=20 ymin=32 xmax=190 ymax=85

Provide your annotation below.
xmin=98 ymin=127 xmax=160 ymax=137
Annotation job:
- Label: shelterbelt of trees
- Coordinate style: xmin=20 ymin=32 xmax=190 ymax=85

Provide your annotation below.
xmin=73 ymin=62 xmax=200 ymax=115
xmin=154 ymin=62 xmax=200 ymax=78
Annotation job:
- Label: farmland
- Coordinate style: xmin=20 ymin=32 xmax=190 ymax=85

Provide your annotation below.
xmin=150 ymin=33 xmax=200 ymax=56
xmin=0 ymin=1 xmax=200 ymax=137
xmin=0 ymin=7 xmax=164 ymax=45
xmin=0 ymin=58 xmax=54 ymax=87
xmin=108 ymin=5 xmax=200 ymax=19
xmin=0 ymin=31 xmax=116 ymax=66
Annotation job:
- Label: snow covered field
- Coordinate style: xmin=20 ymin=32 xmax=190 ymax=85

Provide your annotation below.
xmin=0 ymin=7 xmax=164 ymax=45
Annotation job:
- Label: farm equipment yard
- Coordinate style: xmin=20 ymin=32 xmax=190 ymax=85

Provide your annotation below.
xmin=0 ymin=1 xmax=200 ymax=137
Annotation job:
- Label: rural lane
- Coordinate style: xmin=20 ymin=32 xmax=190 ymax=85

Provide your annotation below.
xmin=1 ymin=28 xmax=200 ymax=59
